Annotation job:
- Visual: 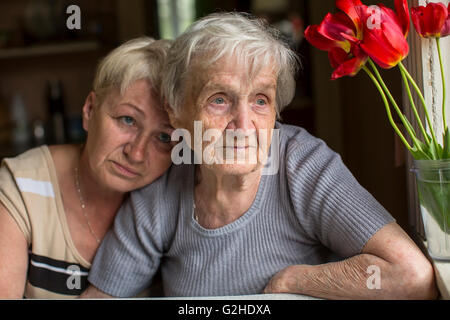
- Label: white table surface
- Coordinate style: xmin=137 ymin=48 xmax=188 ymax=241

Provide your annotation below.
xmin=147 ymin=293 xmax=321 ymax=300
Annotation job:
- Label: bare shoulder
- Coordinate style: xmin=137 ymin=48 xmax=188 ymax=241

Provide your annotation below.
xmin=48 ymin=144 xmax=80 ymax=163
xmin=48 ymin=144 xmax=80 ymax=172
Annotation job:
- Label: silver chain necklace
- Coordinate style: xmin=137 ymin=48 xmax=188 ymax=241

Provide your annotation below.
xmin=74 ymin=166 xmax=101 ymax=244
xmin=193 ymin=202 xmax=199 ymax=222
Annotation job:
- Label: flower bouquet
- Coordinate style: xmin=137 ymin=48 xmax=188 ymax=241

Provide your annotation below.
xmin=305 ymin=0 xmax=450 ymax=258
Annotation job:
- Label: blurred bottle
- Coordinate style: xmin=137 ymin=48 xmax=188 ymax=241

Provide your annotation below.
xmin=46 ymin=80 xmax=68 ymax=144
xmin=32 ymin=119 xmax=46 ymax=146
xmin=10 ymin=93 xmax=31 ymax=153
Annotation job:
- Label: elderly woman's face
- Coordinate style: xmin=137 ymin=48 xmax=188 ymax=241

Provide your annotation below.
xmin=173 ymin=57 xmax=278 ymax=175
xmin=82 ymin=79 xmax=175 ymax=192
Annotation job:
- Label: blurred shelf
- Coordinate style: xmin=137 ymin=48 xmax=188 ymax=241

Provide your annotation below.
xmin=0 ymin=41 xmax=101 ymax=59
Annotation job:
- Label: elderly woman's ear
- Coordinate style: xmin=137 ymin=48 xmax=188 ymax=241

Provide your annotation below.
xmin=82 ymin=91 xmax=97 ymax=132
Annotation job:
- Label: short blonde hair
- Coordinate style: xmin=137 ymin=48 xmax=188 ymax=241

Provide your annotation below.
xmin=93 ymin=37 xmax=172 ymax=105
xmin=161 ymin=12 xmax=300 ymax=118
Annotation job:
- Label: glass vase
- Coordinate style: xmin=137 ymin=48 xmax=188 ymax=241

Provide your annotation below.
xmin=412 ymin=159 xmax=450 ymax=261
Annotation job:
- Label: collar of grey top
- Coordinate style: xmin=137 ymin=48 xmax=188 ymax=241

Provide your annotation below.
xmin=187 ymin=165 xmax=270 ymax=237
xmin=180 ymin=121 xmax=284 ymax=235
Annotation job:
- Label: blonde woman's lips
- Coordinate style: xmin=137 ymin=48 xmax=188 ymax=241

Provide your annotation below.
xmin=112 ymin=161 xmax=140 ymax=177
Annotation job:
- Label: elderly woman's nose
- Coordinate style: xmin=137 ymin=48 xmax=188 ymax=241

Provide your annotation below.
xmin=228 ymin=105 xmax=255 ymax=131
xmin=124 ymin=135 xmax=148 ymax=163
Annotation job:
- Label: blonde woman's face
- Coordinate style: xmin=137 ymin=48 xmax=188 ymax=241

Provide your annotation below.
xmin=82 ymin=79 xmax=175 ymax=193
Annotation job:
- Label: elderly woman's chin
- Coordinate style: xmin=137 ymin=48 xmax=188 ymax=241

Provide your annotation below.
xmin=203 ymin=149 xmax=265 ymax=176
xmin=204 ymin=162 xmax=262 ymax=176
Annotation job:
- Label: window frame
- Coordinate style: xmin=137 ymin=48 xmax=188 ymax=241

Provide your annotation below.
xmin=404 ymin=0 xmax=450 ymax=238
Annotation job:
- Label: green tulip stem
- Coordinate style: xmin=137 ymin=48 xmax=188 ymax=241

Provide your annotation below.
xmin=399 ymin=66 xmax=430 ymax=145
xmin=368 ymin=59 xmax=418 ymax=149
xmin=398 ymin=61 xmax=440 ymax=153
xmin=436 ymin=37 xmax=447 ymax=131
xmin=362 ymin=65 xmax=413 ymax=152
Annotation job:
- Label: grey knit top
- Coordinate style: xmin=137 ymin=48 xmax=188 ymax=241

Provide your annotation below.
xmin=88 ymin=123 xmax=395 ymax=297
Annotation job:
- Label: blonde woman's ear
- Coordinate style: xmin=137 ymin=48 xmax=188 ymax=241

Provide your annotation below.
xmin=81 ymin=92 xmax=96 ymax=132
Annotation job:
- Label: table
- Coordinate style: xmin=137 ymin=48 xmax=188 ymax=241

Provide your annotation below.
xmin=432 ymin=259 xmax=450 ymax=299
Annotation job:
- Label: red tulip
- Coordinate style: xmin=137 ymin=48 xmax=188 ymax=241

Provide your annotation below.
xmin=412 ymin=2 xmax=450 ymax=38
xmin=356 ymin=0 xmax=410 ymax=69
xmin=305 ymin=0 xmax=368 ymax=79
xmin=336 ymin=0 xmax=364 ymax=38
xmin=328 ymin=44 xmax=368 ymax=79
xmin=443 ymin=3 xmax=450 ymax=37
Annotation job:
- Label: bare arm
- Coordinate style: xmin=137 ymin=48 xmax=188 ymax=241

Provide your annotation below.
xmin=80 ymin=285 xmax=114 ymax=298
xmin=264 ymin=222 xmax=438 ymax=299
xmin=0 ymin=202 xmax=28 ymax=298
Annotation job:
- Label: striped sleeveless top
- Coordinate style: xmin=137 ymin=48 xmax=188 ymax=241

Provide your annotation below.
xmin=0 ymin=146 xmax=90 ymax=298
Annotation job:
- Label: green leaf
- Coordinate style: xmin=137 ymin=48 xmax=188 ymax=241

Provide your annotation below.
xmin=415 ymin=139 xmax=434 ymax=160
xmin=410 ymin=148 xmax=429 ymax=160
xmin=410 ymin=144 xmax=432 ymax=160
xmin=443 ymin=128 xmax=450 ymax=159
xmin=402 ymin=118 xmax=429 ymax=157
xmin=429 ymin=140 xmax=440 ymax=159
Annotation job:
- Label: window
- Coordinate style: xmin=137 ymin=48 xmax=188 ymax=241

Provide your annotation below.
xmin=404 ymin=0 xmax=450 ymax=238
xmin=157 ymin=0 xmax=195 ymax=39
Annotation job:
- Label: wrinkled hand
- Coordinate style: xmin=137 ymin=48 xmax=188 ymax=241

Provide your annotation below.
xmin=263 ymin=265 xmax=301 ymax=294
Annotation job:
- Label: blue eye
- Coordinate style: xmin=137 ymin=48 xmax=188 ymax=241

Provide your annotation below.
xmin=158 ymin=132 xmax=172 ymax=143
xmin=120 ymin=116 xmax=136 ymax=126
xmin=213 ymin=97 xmax=225 ymax=104
xmin=256 ymin=99 xmax=266 ymax=106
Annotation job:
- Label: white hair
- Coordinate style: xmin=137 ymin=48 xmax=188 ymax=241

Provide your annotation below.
xmin=161 ymin=12 xmax=300 ymax=118
xmin=93 ymin=37 xmax=172 ymax=105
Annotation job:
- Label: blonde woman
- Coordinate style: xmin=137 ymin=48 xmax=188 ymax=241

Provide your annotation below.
xmin=0 ymin=38 xmax=175 ymax=298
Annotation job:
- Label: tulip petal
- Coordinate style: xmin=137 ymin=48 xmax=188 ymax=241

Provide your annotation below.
xmin=441 ymin=3 xmax=450 ymax=37
xmin=329 ymin=47 xmax=349 ymax=69
xmin=378 ymin=5 xmax=410 ymax=55
xmin=377 ymin=4 xmax=405 ymax=35
xmin=360 ymin=24 xmax=409 ymax=68
xmin=425 ymin=3 xmax=447 ymax=36
xmin=318 ymin=12 xmax=356 ymax=43
xmin=411 ymin=6 xmax=426 ymax=37
xmin=330 ymin=51 xmax=368 ymax=80
xmin=336 ymin=0 xmax=364 ymax=37
xmin=395 ymin=0 xmax=410 ymax=36
xmin=305 ymin=25 xmax=338 ymax=51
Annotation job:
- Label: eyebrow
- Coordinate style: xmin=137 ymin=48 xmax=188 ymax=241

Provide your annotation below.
xmin=160 ymin=123 xmax=175 ymax=131
xmin=251 ymin=83 xmax=277 ymax=93
xmin=118 ymin=103 xmax=145 ymax=115
xmin=201 ymin=82 xmax=277 ymax=95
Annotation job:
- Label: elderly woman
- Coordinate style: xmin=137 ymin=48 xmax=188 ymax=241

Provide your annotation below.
xmin=83 ymin=13 xmax=437 ymax=299
xmin=0 ymin=38 xmax=175 ymax=298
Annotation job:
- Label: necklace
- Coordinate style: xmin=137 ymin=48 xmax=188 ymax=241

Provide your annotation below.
xmin=193 ymin=202 xmax=199 ymax=222
xmin=74 ymin=166 xmax=101 ymax=244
